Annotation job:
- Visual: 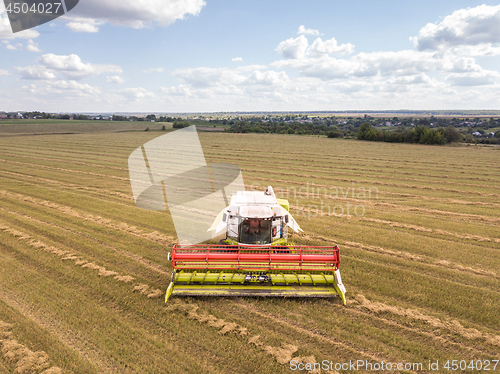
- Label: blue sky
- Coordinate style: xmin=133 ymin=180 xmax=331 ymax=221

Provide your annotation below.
xmin=1 ymin=0 xmax=500 ymax=112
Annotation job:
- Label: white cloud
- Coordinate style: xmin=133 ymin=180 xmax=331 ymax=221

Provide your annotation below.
xmin=26 ymin=39 xmax=41 ymax=52
xmin=0 ymin=69 xmax=9 ymax=76
xmin=4 ymin=39 xmax=41 ymax=51
xmin=118 ymin=87 xmax=156 ymax=99
xmin=6 ymin=43 xmax=21 ymax=50
xmin=446 ymin=44 xmax=500 ymax=57
xmin=273 ymin=49 xmax=484 ymax=81
xmin=15 ymin=54 xmax=122 ymax=81
xmin=236 ymin=64 xmax=268 ymax=72
xmin=247 ymin=70 xmax=290 ymax=86
xmin=275 ymin=35 xmax=309 ymax=59
xmin=160 ymin=84 xmax=192 ymax=96
xmin=273 ymin=55 xmax=352 ymax=80
xmin=173 ymin=67 xmax=247 ymax=87
xmin=276 ymin=34 xmax=354 ymax=60
xmin=38 ymin=54 xmax=94 ymax=79
xmin=232 ymin=57 xmax=243 ymax=62
xmin=69 ymin=0 xmax=206 ymax=28
xmin=297 ymin=25 xmax=320 ymax=36
xmin=46 ymin=80 xmax=102 ymax=95
xmin=66 ymin=18 xmax=101 ymax=33
xmin=142 ymin=67 xmax=164 ymax=73
xmin=23 ymin=79 xmax=102 ymax=98
xmin=16 ymin=65 xmax=57 ymax=80
xmin=310 ymin=37 xmax=354 ymax=55
xmin=37 ymin=53 xmax=122 ymax=80
xmin=163 ymin=65 xmax=298 ymax=106
xmin=411 ymin=4 xmax=500 ymax=53
xmin=106 ymin=75 xmax=125 ymax=84
xmin=445 ymin=70 xmax=500 ymax=86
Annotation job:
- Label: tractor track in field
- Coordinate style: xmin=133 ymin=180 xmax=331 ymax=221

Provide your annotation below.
xmin=242 ymin=166 xmax=500 ymax=191
xmin=233 ymin=299 xmax=395 ymax=362
xmin=215 ymin=155 xmax=500 ymax=185
xmin=341 ymin=240 xmax=498 ymax=279
xmin=0 ymin=144 xmax=126 ymax=160
xmin=0 ymin=152 xmax=129 ymax=172
xmin=0 ymin=169 xmax=133 ymax=201
xmin=352 ymin=295 xmax=500 ymax=348
xmin=4 ymin=167 xmax=500 ymax=236
xmin=345 ymin=301 xmax=494 ymax=358
xmin=4 ymin=144 xmax=499 ymax=190
xmin=0 ymin=190 xmax=175 ymax=246
xmin=289 ymin=199 xmax=500 ymax=225
xmin=0 ymin=221 xmax=164 ymax=299
xmin=0 ymin=170 xmax=139 ymax=216
xmin=2 ymin=150 xmax=499 ymax=209
xmin=291 ymin=204 xmax=500 ymax=245
xmin=248 ymin=175 xmax=500 ymax=200
xmin=246 ymin=175 xmax=500 ymax=207
xmin=0 ymin=288 xmax=119 ymax=374
xmin=7 ymin=173 xmax=491 ymax=285
xmin=234 ymin=297 xmax=496 ymax=364
xmin=0 ymin=205 xmax=169 ymax=277
xmin=0 ymin=159 xmax=130 ymax=182
xmin=1 ymin=216 xmax=329 ymax=373
xmin=0 ymin=220 xmax=327 ymax=373
xmin=6 ymin=151 xmax=497 ymax=209
xmin=360 ymin=217 xmax=500 ymax=243
xmin=3 ymin=213 xmax=494 ymax=371
xmin=281 ymin=186 xmax=500 ymax=209
xmin=371 ymin=202 xmax=500 ymax=224
xmin=9 ymin=154 xmax=498 ymax=203
xmin=300 ymin=231 xmax=498 ymax=281
xmin=168 ymin=300 xmax=338 ymax=374
xmin=207 ymin=150 xmax=500 ymax=179
xmin=3 ymin=150 xmax=499 ymax=186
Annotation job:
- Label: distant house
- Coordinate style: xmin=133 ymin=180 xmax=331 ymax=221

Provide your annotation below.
xmin=488 ymin=132 xmax=495 ymax=137
xmin=472 ymin=131 xmax=482 ymax=137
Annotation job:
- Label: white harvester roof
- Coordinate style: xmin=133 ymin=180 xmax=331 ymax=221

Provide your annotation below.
xmin=208 ymin=186 xmax=302 ymax=234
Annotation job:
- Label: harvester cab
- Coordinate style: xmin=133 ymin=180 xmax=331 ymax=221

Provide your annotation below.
xmin=213 ymin=186 xmax=299 ymax=246
xmin=165 ymin=186 xmax=347 ymax=304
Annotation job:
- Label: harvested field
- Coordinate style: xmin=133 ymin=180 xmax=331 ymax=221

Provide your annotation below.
xmin=0 ymin=127 xmax=499 ymax=373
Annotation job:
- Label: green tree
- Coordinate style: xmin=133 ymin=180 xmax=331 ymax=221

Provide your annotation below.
xmin=357 ymin=122 xmax=377 ymax=140
xmin=173 ymin=121 xmax=189 ymax=129
xmin=444 ymin=126 xmax=462 ymax=143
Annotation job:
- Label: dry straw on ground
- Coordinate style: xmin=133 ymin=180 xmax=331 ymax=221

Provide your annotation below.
xmin=0 ymin=320 xmax=62 ymax=374
xmin=353 ymin=294 xmax=500 ymax=346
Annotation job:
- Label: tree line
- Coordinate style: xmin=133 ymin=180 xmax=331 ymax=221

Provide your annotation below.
xmin=225 ymin=121 xmax=344 ymax=137
xmin=357 ymin=123 xmax=463 ymax=145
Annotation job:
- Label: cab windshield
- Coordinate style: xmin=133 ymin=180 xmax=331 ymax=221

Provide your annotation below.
xmin=239 ymin=218 xmax=271 ymax=244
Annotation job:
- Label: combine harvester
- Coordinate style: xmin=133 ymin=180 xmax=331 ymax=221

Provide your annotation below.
xmin=165 ymin=186 xmax=346 ymax=305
